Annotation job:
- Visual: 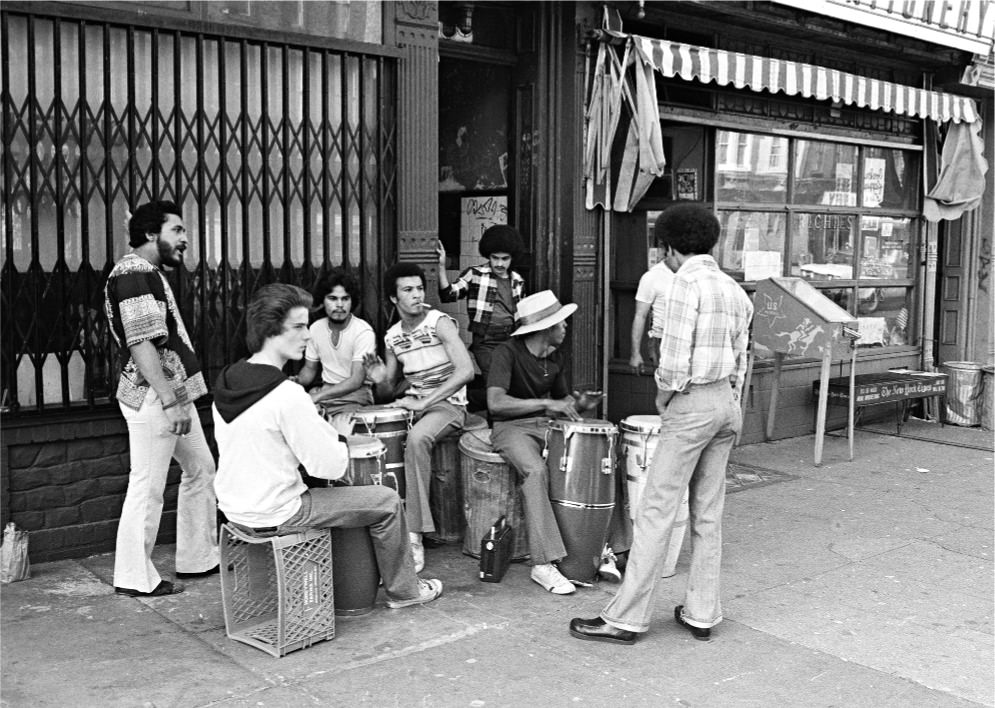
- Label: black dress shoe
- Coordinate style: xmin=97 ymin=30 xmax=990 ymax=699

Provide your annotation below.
xmin=569 ymin=617 xmax=637 ymax=645
xmin=114 ymin=580 xmax=185 ymax=597
xmin=176 ymin=565 xmax=220 ymax=579
xmin=674 ymin=605 xmax=711 ymax=641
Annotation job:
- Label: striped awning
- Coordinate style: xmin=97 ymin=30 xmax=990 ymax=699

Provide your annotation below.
xmin=632 ymin=35 xmax=980 ymax=124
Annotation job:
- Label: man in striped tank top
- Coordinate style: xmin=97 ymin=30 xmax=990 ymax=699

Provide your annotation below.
xmin=365 ymin=263 xmax=475 ymax=573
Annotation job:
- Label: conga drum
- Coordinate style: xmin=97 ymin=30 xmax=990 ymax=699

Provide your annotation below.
xmin=350 ymin=406 xmax=412 ymax=500
xmin=459 ymin=429 xmax=529 ymax=561
xmin=329 ymin=435 xmax=386 ymax=616
xmin=427 ymin=413 xmax=489 ymax=546
xmin=545 ymin=419 xmax=617 ymax=584
xmin=619 ymin=414 xmax=688 ymax=578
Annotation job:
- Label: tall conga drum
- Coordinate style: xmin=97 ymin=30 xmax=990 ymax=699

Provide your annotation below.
xmin=619 ymin=415 xmax=688 ymax=578
xmin=350 ymin=406 xmax=412 ymax=500
xmin=427 ymin=414 xmax=489 ymax=546
xmin=459 ymin=429 xmax=529 ymax=561
xmin=329 ymin=436 xmax=385 ymax=616
xmin=545 ymin=419 xmax=617 ymax=584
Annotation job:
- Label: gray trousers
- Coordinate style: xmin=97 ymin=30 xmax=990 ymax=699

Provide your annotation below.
xmin=272 ymin=487 xmax=421 ymax=602
xmin=490 ymin=417 xmax=567 ymax=566
xmin=601 ymin=380 xmax=740 ymax=632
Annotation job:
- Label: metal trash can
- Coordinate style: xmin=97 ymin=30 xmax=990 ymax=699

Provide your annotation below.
xmin=940 ymin=361 xmax=983 ymax=427
xmin=981 ymin=366 xmax=994 ymax=432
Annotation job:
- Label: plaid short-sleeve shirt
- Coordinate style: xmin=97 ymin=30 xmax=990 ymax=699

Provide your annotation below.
xmin=104 ymin=253 xmax=207 ymax=410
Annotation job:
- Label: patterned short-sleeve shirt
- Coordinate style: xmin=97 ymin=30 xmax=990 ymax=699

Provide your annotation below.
xmin=104 ymin=253 xmax=207 ymax=410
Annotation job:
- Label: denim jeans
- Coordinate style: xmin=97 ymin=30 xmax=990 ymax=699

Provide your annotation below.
xmin=273 ymin=487 xmax=420 ymax=602
xmin=115 ymin=390 xmax=219 ymax=592
xmin=490 ymin=417 xmax=567 ymax=565
xmin=601 ymin=380 xmax=741 ymax=632
xmin=404 ymin=401 xmax=466 ymax=534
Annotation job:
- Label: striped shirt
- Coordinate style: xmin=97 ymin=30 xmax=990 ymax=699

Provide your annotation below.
xmin=654 ymin=255 xmax=753 ymax=396
xmin=384 ymin=309 xmax=467 ymax=406
xmin=438 ymin=264 xmax=525 ymax=334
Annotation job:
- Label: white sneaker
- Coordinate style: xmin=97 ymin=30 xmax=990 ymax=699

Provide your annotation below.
xmin=530 ymin=563 xmax=575 ymax=595
xmin=386 ymin=578 xmax=443 ymax=609
xmin=598 ymin=547 xmax=622 ymax=583
xmin=409 ymin=532 xmax=425 ymax=573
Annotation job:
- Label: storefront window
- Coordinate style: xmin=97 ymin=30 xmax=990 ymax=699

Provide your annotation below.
xmin=715 ymin=132 xmax=788 ymax=203
xmin=793 ymin=140 xmax=858 ymax=206
xmin=714 ymin=129 xmax=920 ymax=349
xmin=717 ymin=211 xmax=786 ymax=281
xmin=862 ymin=147 xmax=918 ymax=210
xmin=859 ymin=216 xmax=913 ymax=279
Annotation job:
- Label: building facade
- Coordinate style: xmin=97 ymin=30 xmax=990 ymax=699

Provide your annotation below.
xmin=2 ymin=0 xmax=992 ymax=560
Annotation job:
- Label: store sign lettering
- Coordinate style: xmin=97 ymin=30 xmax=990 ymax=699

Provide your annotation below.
xmin=773 ymin=0 xmax=994 ymax=53
xmin=813 ymin=214 xmax=854 ymax=230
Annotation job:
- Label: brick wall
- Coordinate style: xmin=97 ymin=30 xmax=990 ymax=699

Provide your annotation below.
xmin=1 ymin=407 xmax=215 ymax=563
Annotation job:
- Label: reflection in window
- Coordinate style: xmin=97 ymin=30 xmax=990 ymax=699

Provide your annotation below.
xmin=862 ymin=148 xmax=919 ymax=210
xmin=791 ymin=213 xmax=856 ymax=279
xmin=715 ymin=131 xmax=788 ymax=204
xmin=793 ymin=140 xmax=858 ymax=206
xmin=859 ymin=217 xmax=913 ymax=279
xmin=717 ymin=211 xmax=786 ymax=281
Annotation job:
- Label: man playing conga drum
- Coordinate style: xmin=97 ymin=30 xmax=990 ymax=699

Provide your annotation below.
xmin=486 ymin=291 xmax=603 ymax=595
xmin=363 ymin=263 xmax=475 ymax=573
xmin=213 ymin=283 xmax=443 ymax=610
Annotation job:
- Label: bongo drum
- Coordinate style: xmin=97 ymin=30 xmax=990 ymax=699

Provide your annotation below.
xmin=350 ymin=406 xmax=412 ymax=500
xmin=342 ymin=435 xmax=386 ymax=487
xmin=329 ymin=435 xmax=385 ymax=616
xmin=544 ymin=419 xmax=617 ymax=584
xmin=619 ymin=414 xmax=688 ymax=578
xmin=459 ymin=429 xmax=529 ymax=561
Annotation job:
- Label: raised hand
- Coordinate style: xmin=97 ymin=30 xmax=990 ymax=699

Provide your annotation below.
xmin=435 ymin=239 xmax=447 ymax=266
xmin=362 ymin=352 xmax=388 ymax=384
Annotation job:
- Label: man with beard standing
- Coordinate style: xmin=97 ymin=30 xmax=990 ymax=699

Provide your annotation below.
xmin=104 ymin=200 xmax=219 ymax=597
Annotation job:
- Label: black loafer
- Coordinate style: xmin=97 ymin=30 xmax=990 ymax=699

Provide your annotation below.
xmin=115 ymin=580 xmax=185 ymax=597
xmin=569 ymin=617 xmax=637 ymax=645
xmin=176 ymin=565 xmax=220 ymax=579
xmin=674 ymin=605 xmax=711 ymax=641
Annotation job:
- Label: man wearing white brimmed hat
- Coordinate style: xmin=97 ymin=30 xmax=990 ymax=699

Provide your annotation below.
xmin=486 ymin=290 xmax=603 ymax=595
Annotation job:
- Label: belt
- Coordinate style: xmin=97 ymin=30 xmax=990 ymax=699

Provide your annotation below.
xmin=682 ymin=378 xmax=731 ymax=393
xmin=232 ymin=523 xmax=278 ymax=534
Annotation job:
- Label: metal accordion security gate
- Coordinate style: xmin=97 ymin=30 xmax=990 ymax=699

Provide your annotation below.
xmin=1 ymin=6 xmax=397 ymax=413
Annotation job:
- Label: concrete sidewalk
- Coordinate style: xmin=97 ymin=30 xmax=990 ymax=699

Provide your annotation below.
xmin=2 ymin=421 xmax=992 ymax=707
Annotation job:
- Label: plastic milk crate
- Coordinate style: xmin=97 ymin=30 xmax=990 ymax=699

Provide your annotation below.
xmin=220 ymin=524 xmax=336 ymax=657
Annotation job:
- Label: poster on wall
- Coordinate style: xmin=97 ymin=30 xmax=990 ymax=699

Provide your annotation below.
xmin=460 ymin=195 xmax=508 ymax=245
xmin=676 ymin=168 xmax=698 ymax=200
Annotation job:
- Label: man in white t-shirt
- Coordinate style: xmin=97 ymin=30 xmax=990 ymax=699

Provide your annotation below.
xmin=629 ymin=256 xmax=676 ymax=372
xmin=295 ymin=268 xmax=376 ymax=430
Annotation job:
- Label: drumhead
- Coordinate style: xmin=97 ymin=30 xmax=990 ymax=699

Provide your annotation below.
xmin=350 ymin=405 xmax=410 ymax=424
xmin=458 ymin=429 xmax=504 ymax=463
xmin=548 ymin=418 xmax=617 ymax=435
xmin=620 ymin=414 xmax=660 ymax=435
xmin=347 ymin=435 xmax=386 ymax=458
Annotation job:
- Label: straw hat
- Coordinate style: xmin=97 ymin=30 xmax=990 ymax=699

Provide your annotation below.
xmin=511 ymin=290 xmax=578 ymax=337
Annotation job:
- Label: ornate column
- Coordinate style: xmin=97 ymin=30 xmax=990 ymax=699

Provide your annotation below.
xmin=392 ymin=2 xmax=439 ymax=279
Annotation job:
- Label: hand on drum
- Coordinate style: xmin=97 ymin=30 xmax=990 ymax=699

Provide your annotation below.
xmin=394 ymin=395 xmax=427 ymax=412
xmin=545 ymin=398 xmax=583 ymax=421
xmin=362 ymin=352 xmax=389 ymax=384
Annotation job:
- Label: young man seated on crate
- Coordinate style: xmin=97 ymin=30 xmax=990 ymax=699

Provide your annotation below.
xmin=485 ymin=290 xmax=604 ymax=596
xmin=212 ymin=283 xmax=442 ymax=610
